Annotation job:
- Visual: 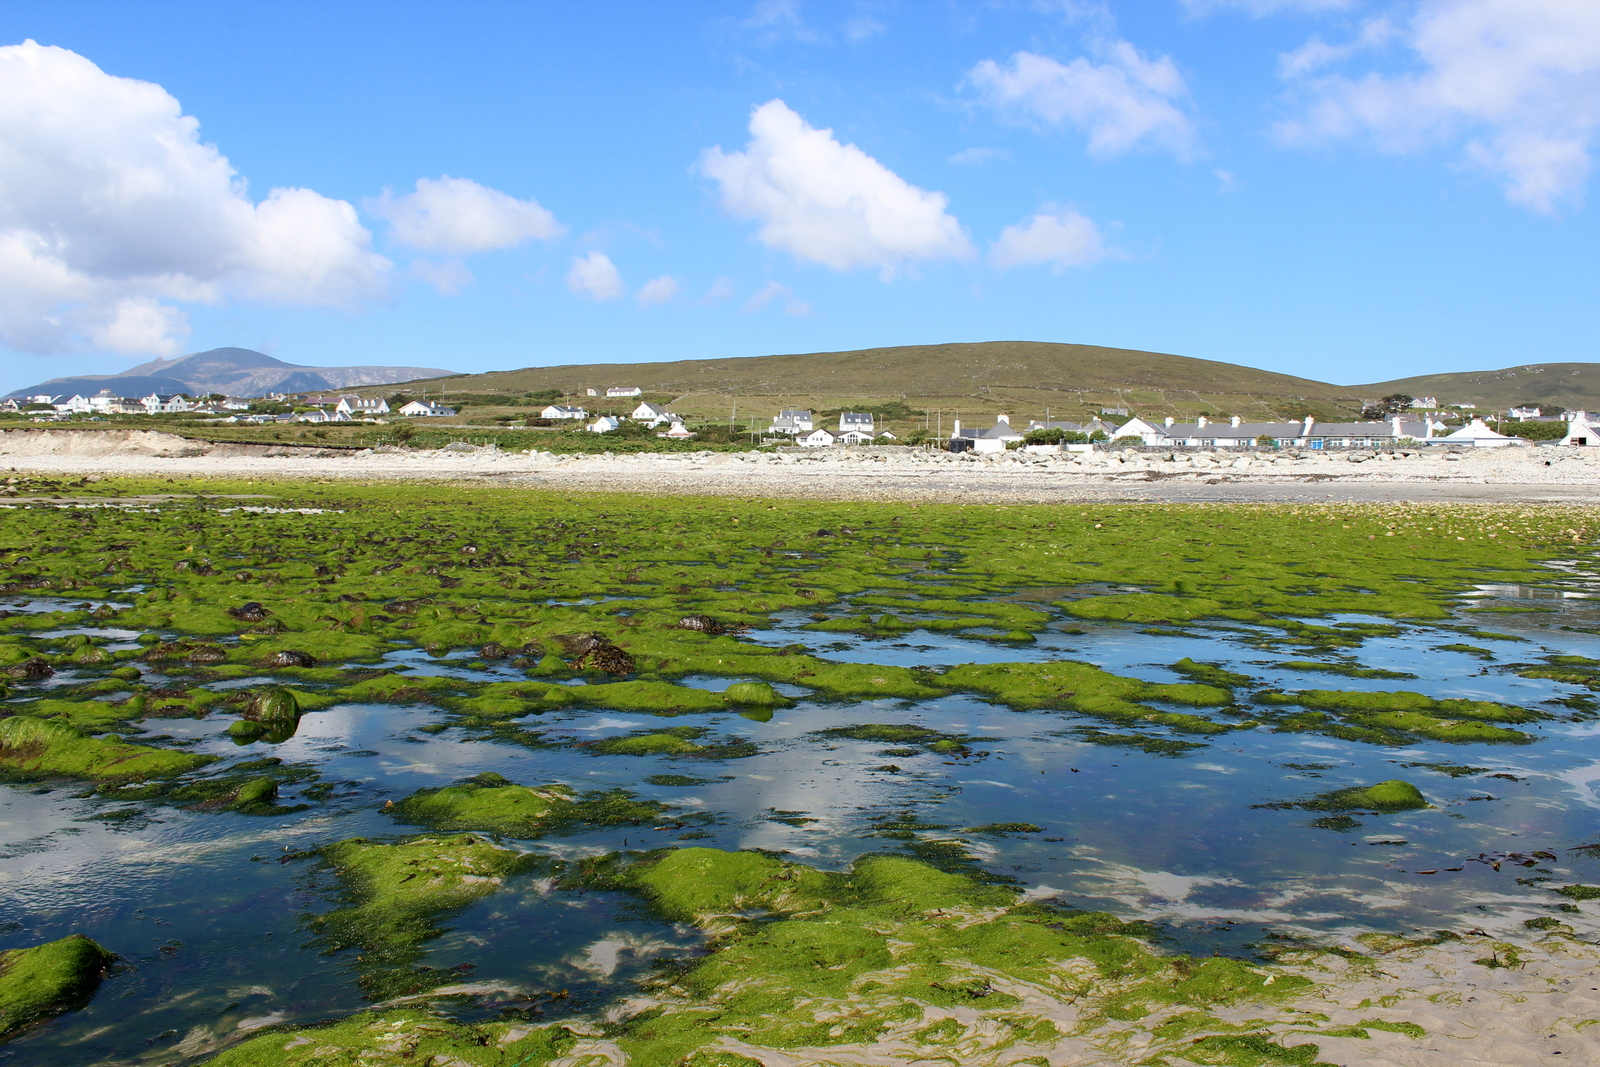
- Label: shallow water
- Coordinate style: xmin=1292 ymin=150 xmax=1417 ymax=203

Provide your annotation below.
xmin=4 ymin=575 xmax=1600 ymax=1064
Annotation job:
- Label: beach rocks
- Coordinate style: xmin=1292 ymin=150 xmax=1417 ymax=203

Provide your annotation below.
xmin=677 ymin=614 xmax=726 ymax=635
xmin=185 ymin=645 xmax=228 ymax=665
xmin=5 ymin=658 xmax=54 ymax=680
xmin=557 ymin=632 xmax=636 ymax=675
xmin=227 ymin=602 xmax=272 ymax=622
xmin=266 ymin=649 xmax=317 ymax=668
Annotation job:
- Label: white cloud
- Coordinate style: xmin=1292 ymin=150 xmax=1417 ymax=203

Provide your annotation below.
xmin=1183 ymin=0 xmax=1353 ymax=13
xmin=989 ymin=205 xmax=1112 ymax=270
xmin=636 ymin=275 xmax=680 ymax=305
xmin=843 ymin=15 xmax=886 ymax=42
xmin=743 ymin=280 xmax=813 ymax=315
xmin=0 ymin=40 xmax=391 ymax=357
xmin=1278 ymin=0 xmax=1600 ymax=212
xmin=410 ymin=259 xmax=474 ymax=296
xmin=704 ymin=276 xmax=738 ymax=304
xmin=949 ymin=146 xmax=1010 ymax=165
xmin=699 ymin=99 xmax=973 ymax=277
xmin=566 ymin=251 xmax=624 ymax=301
xmin=967 ymin=43 xmax=1196 ymax=159
xmin=371 ymin=176 xmax=563 ymax=255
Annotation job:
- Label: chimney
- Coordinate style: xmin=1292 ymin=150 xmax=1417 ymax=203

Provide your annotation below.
xmin=952 ymin=419 xmax=961 ymax=437
xmin=1391 ymin=415 xmax=1403 ymax=438
xmin=1302 ymin=415 xmax=1315 ymax=437
xmin=1164 ymin=416 xmax=1174 ymax=427
xmin=997 ymin=414 xmax=1010 ymax=424
xmin=1230 ymin=415 xmax=1241 ymax=428
xmin=1196 ymin=415 xmax=1208 ymax=428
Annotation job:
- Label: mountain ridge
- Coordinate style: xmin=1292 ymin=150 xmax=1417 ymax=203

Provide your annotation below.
xmin=9 ymin=348 xmax=453 ymax=400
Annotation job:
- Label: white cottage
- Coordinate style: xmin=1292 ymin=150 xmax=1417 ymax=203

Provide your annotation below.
xmin=799 ymin=429 xmax=836 ymax=448
xmin=1562 ymin=412 xmax=1600 ymax=446
xmin=399 ymin=401 xmax=457 ymax=417
xmin=631 ymin=402 xmax=680 ymax=426
xmin=335 ymin=396 xmax=390 ymax=416
xmin=541 ymin=405 xmax=587 ymax=420
xmin=1436 ymin=418 xmax=1520 ymax=448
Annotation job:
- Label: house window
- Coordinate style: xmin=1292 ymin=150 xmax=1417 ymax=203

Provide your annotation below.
xmin=1310 ymin=439 xmax=1324 ymax=450
xmin=1575 ymin=437 xmax=1589 ymax=446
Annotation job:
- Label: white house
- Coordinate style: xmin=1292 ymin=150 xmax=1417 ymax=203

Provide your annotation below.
xmin=541 ymin=404 xmax=587 ymax=420
xmin=631 ymin=401 xmax=680 ymax=426
xmin=140 ymin=393 xmax=193 ymax=414
xmin=839 ymin=430 xmax=876 ymax=445
xmin=336 ymin=396 xmax=390 ymax=416
xmin=1436 ymin=417 xmax=1519 ymax=448
xmin=839 ymin=412 xmax=874 ymax=434
xmin=588 ymin=415 xmax=626 ymax=433
xmin=1409 ymin=397 xmax=1439 ymax=409
xmin=1111 ymin=417 xmax=1166 ymax=445
xmin=1509 ymin=406 xmax=1542 ymax=420
xmin=951 ymin=414 xmax=1025 ymax=452
xmin=660 ymin=422 xmax=697 ymax=439
xmin=1562 ymin=412 xmax=1600 ymax=446
xmin=606 ymin=386 xmax=642 ymax=397
xmin=56 ymin=395 xmax=91 ymax=413
xmin=799 ymin=428 xmax=836 ymax=448
xmin=294 ymin=409 xmax=351 ymax=424
xmin=399 ymin=400 xmax=456 ymax=417
xmin=876 ymin=430 xmax=897 ymax=441
xmin=768 ymin=409 xmax=813 ymax=435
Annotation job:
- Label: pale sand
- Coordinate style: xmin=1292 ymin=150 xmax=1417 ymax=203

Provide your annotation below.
xmin=3 ymin=428 xmax=1600 ymax=504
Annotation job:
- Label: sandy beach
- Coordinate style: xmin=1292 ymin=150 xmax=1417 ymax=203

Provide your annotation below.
xmin=3 ymin=428 xmax=1600 ymax=504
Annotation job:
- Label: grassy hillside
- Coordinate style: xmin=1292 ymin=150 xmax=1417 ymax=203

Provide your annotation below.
xmin=368 ymin=341 xmax=1367 ymax=423
xmin=1354 ymin=363 xmax=1600 ymax=412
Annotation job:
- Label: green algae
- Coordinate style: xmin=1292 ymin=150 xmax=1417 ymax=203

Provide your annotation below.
xmin=0 ymin=934 xmax=114 ymax=1038
xmin=586 ymin=726 xmax=756 ymax=758
xmin=721 ymin=680 xmax=786 ymax=705
xmin=202 ymin=1010 xmax=576 ymax=1066
xmin=815 ymin=723 xmax=995 ymax=756
xmin=1275 ymin=661 xmax=1417 ymax=680
xmin=311 ymin=834 xmax=542 ymax=999
xmin=387 ymin=772 xmax=666 ymax=836
xmin=571 ymin=847 xmax=1332 ymax=1067
xmin=1263 ymin=779 xmax=1430 ymax=815
xmin=1171 ymin=658 xmax=1253 ymax=689
xmin=943 ymin=660 xmax=1235 ymax=734
xmin=1065 ymin=593 xmax=1229 ymax=624
xmin=1253 ymin=688 xmax=1544 ymax=745
xmin=0 ymin=715 xmax=212 ymax=780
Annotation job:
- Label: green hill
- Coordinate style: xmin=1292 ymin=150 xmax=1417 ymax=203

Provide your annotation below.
xmin=1353 ymin=363 xmax=1600 ymax=413
xmin=376 ymin=341 xmax=1368 ymax=422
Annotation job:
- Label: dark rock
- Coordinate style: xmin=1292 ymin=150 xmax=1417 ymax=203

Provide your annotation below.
xmin=586 ymin=644 xmax=636 ymax=676
xmin=227 ymin=602 xmax=272 ymax=622
xmin=677 ymin=614 xmax=726 ymax=635
xmin=479 ymin=642 xmax=509 ymax=659
xmin=266 ymin=650 xmax=316 ymax=668
xmin=5 ymin=658 xmax=54 ymax=680
xmin=186 ymin=645 xmax=228 ymax=665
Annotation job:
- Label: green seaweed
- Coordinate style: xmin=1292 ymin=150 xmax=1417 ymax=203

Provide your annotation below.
xmin=1275 ymin=661 xmax=1417 ymax=680
xmin=943 ymin=660 xmax=1235 ymax=734
xmin=310 ymin=834 xmax=542 ymax=999
xmin=202 ymin=1010 xmax=576 ymax=1066
xmin=0 ymin=934 xmax=114 ymax=1038
xmin=387 ymin=772 xmax=666 ymax=836
xmin=1262 ymin=779 xmax=1430 ymax=814
xmin=0 ymin=715 xmax=212 ymax=780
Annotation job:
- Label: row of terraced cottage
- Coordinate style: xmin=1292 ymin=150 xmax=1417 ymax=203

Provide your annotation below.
xmin=952 ymin=412 xmax=1600 ymax=451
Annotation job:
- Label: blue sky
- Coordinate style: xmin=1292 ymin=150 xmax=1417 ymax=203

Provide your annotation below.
xmin=1 ymin=0 xmax=1597 ymax=393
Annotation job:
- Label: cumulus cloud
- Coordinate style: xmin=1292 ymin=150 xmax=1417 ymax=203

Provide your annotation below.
xmin=699 ymin=99 xmax=973 ymax=277
xmin=967 ymin=43 xmax=1196 ymax=159
xmin=567 ymin=251 xmax=624 ymax=301
xmin=636 ymin=275 xmax=680 ymax=305
xmin=989 ymin=205 xmax=1113 ymax=270
xmin=372 ymin=176 xmax=563 ymax=255
xmin=0 ymin=40 xmax=391 ymax=356
xmin=1278 ymin=0 xmax=1600 ymax=212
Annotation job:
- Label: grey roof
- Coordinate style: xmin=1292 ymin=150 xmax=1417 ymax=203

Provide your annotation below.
xmin=1026 ymin=420 xmax=1083 ymax=432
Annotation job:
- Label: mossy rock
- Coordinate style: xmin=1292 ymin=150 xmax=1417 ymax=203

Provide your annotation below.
xmin=0 ymin=716 xmax=213 ymax=780
xmin=1276 ymin=779 xmax=1430 ymax=814
xmin=203 ymin=1009 xmax=576 ymax=1066
xmin=0 ymin=934 xmax=114 ymax=1037
xmin=387 ymin=773 xmax=665 ymax=837
xmin=594 ymin=732 xmax=705 ymax=756
xmin=723 ymin=681 xmax=788 ymax=706
xmin=1064 ymin=593 xmax=1227 ymax=624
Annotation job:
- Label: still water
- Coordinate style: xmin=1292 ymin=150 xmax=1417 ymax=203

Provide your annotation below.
xmin=3 ymin=580 xmax=1599 ymax=1064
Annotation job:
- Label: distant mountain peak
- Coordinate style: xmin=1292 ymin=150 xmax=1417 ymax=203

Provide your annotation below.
xmin=7 ymin=347 xmax=453 ymax=400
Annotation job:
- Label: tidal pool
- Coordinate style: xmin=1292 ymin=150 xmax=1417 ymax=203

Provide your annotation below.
xmin=1 ymin=484 xmax=1598 ymax=1064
